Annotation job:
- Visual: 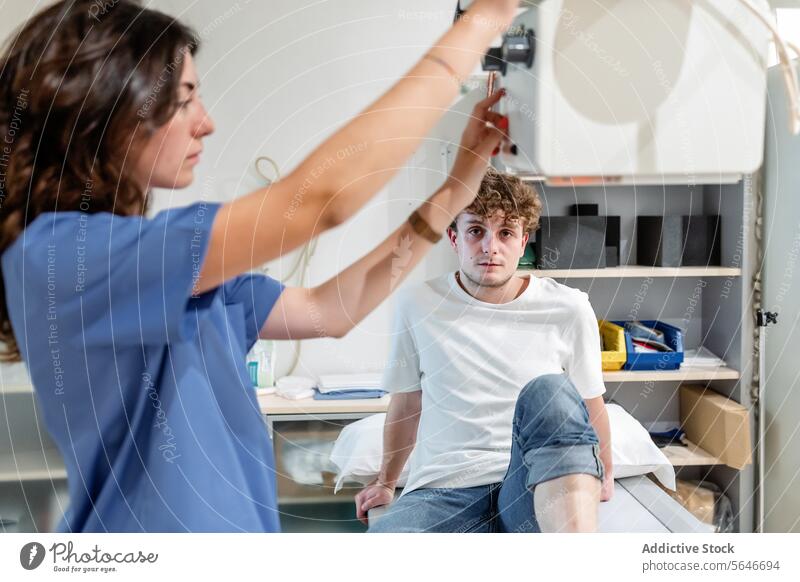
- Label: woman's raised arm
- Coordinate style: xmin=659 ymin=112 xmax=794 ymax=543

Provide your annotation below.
xmin=196 ymin=0 xmax=519 ymax=293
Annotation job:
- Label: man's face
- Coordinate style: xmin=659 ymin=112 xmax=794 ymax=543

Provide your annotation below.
xmin=448 ymin=212 xmax=530 ymax=288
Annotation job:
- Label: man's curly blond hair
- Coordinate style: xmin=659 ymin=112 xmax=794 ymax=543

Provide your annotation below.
xmin=450 ymin=167 xmax=543 ymax=234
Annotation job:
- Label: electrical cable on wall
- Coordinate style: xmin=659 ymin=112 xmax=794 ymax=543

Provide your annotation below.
xmin=253 ymin=156 xmax=317 ymax=377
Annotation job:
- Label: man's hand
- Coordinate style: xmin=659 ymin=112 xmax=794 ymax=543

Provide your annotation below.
xmin=600 ymin=473 xmax=614 ymax=502
xmin=445 ymin=89 xmax=509 ymax=201
xmin=354 ymin=480 xmax=396 ymax=526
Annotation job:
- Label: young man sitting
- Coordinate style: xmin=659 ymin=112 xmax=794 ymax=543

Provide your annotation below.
xmin=355 ymin=168 xmax=613 ymax=533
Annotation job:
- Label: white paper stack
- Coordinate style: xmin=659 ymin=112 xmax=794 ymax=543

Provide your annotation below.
xmin=317 ymin=373 xmax=383 ymax=394
xmin=683 ymin=347 xmax=726 ymax=368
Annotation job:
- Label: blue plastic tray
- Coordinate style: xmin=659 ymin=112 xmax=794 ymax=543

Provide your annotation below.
xmin=612 ymin=320 xmax=684 ymax=371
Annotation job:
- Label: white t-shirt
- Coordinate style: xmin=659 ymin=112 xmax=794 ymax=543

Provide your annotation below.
xmin=383 ymin=272 xmax=606 ymax=495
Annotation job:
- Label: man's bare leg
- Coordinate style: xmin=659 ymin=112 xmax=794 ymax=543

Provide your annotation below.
xmin=533 ymin=474 xmax=600 ymax=532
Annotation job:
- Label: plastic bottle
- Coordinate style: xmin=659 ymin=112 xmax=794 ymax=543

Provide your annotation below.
xmin=246 ymin=340 xmax=277 ymax=389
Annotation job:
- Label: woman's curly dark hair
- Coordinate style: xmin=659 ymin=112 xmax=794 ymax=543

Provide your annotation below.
xmin=0 ymin=0 xmax=199 ymax=361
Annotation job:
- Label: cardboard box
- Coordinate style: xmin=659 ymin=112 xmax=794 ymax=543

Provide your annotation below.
xmin=653 ymin=478 xmax=717 ymax=525
xmin=680 ymin=385 xmax=752 ymax=469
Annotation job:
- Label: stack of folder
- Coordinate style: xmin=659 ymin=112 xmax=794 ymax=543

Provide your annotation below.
xmin=314 ymin=373 xmax=386 ymax=400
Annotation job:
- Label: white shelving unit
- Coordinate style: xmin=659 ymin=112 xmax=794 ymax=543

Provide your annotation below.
xmin=517 ymin=176 xmax=756 ymax=533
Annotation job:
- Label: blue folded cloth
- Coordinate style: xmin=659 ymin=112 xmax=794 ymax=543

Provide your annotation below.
xmin=313 ymin=388 xmax=387 ymax=400
xmin=649 ymin=428 xmax=686 ymax=448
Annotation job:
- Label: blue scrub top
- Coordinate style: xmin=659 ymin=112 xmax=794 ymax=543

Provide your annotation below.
xmin=2 ymin=202 xmax=285 ymax=532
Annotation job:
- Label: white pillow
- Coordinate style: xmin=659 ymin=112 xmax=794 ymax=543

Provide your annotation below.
xmin=330 ymin=404 xmax=676 ymax=492
xmin=329 ymin=413 xmax=408 ymax=493
xmin=606 ymin=403 xmax=676 ymax=490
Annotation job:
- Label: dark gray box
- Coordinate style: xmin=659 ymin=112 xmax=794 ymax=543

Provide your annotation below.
xmin=569 ymin=204 xmax=599 ymax=216
xmin=534 ymin=216 xmax=607 ymax=269
xmin=605 ymin=216 xmax=621 ymax=268
xmin=636 ymin=215 xmax=721 ymax=267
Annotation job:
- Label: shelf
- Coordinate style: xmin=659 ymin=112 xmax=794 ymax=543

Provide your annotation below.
xmin=0 ymin=448 xmax=67 ymax=483
xmin=517 ymin=266 xmax=742 ymax=279
xmin=663 ymin=440 xmax=723 ymax=467
xmin=602 ymin=366 xmax=740 ymax=383
xmin=0 ymin=383 xmax=33 ymax=395
xmin=0 ymin=363 xmax=33 ymax=395
xmin=260 ymin=393 xmax=391 ymax=416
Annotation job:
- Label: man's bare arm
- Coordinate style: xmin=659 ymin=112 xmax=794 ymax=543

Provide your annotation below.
xmin=354 ymin=391 xmax=422 ymax=524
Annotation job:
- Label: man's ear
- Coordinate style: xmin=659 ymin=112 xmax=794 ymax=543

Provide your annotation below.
xmin=447 ymin=227 xmax=458 ymax=250
xmin=519 ymin=232 xmax=530 ymax=256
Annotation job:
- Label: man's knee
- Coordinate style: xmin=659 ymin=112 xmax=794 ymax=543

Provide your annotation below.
xmin=514 ymin=374 xmax=596 ymax=446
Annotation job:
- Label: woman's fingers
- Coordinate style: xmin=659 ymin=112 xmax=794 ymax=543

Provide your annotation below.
xmin=485 ymin=111 xmax=505 ymax=125
xmin=474 ymin=87 xmax=505 ymax=113
xmin=485 ymin=112 xmax=511 ymax=141
xmin=481 ymin=122 xmax=508 ymax=158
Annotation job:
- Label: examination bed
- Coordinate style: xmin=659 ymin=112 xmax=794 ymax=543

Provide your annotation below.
xmin=596 ymin=476 xmax=713 ymax=533
xmin=334 ymin=406 xmax=714 ymax=533
xmin=368 ymin=475 xmax=713 ymax=533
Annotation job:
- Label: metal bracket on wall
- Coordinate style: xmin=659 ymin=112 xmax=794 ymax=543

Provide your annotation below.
xmin=755 ymin=308 xmax=779 ymax=534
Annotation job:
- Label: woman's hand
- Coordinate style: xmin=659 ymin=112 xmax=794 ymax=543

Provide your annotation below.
xmin=445 ymin=89 xmax=509 ymax=202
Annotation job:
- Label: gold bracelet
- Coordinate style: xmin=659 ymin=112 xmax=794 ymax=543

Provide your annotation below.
xmin=422 ymin=53 xmax=459 ymax=81
xmin=408 ymin=210 xmax=442 ymax=244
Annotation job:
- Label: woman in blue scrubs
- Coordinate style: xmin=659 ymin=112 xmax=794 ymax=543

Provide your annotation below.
xmin=0 ymin=0 xmax=517 ymax=531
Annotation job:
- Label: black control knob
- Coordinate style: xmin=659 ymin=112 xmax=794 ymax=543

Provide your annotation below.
xmin=480 ymin=26 xmax=536 ymax=76
xmin=482 ymin=47 xmax=507 ymax=75
xmin=503 ymin=26 xmax=535 ymax=70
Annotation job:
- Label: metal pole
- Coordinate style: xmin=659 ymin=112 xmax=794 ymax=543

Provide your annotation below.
xmin=756 ymin=309 xmax=778 ymax=533
xmin=758 ymin=317 xmax=766 ymax=533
